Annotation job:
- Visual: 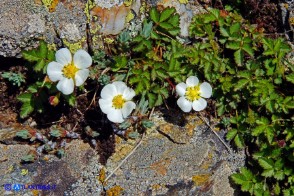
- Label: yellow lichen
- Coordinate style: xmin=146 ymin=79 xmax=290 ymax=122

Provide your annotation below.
xmin=140 ymin=2 xmax=146 ymax=14
xmin=47 ymin=43 xmax=57 ymax=51
xmin=289 ymin=17 xmax=294 ymax=26
xmin=125 ymin=10 xmax=135 ymax=23
xmin=63 ymin=37 xmax=86 ymax=53
xmin=21 ymin=169 xmax=29 ymax=176
xmin=192 ymin=174 xmax=211 ymax=186
xmin=123 ymin=0 xmax=133 ymax=7
xmin=104 ymin=37 xmax=115 ymax=44
xmin=106 ymin=185 xmax=124 ymax=196
xmin=178 ymin=0 xmax=189 ymax=4
xmin=84 ymin=0 xmax=96 ymax=23
xmin=42 ymin=0 xmax=59 ymax=12
xmin=98 ymin=168 xmax=106 ymax=184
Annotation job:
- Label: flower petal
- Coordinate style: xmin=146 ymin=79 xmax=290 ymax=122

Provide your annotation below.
xmin=192 ymin=98 xmax=207 ymax=111
xmin=177 ymin=97 xmax=192 ymax=112
xmin=107 ymin=108 xmax=124 ymax=123
xmin=73 ymin=49 xmax=92 ymax=69
xmin=75 ymin=69 xmax=89 ymax=86
xmin=98 ymin=98 xmax=113 ymax=114
xmin=47 ymin=62 xmax=64 ymax=82
xmin=112 ymin=81 xmax=127 ymax=94
xmin=100 ymin=83 xmax=117 ymax=100
xmin=199 ymin=82 xmax=212 ymax=98
xmin=56 ymin=78 xmax=74 ymax=95
xmin=56 ymin=48 xmax=72 ymax=65
xmin=176 ymin=82 xmax=187 ymax=96
xmin=122 ymin=101 xmax=136 ymax=118
xmin=186 ymin=76 xmax=199 ymax=87
xmin=122 ymin=87 xmax=135 ymax=100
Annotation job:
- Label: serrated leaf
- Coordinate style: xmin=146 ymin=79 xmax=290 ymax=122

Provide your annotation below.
xmin=167 ymin=14 xmax=180 ymax=27
xmin=240 ymin=167 xmax=254 ymax=180
xmin=17 ymin=93 xmax=33 ymax=102
xmin=22 ymin=50 xmax=41 ymax=62
xmin=159 ymin=7 xmax=176 ymax=22
xmin=242 ymin=44 xmax=254 ymax=57
xmin=231 ymin=173 xmax=246 ymax=185
xmin=261 ymin=169 xmax=274 ymax=177
xmin=286 ymin=73 xmax=294 ymax=84
xmin=234 ymin=133 xmax=244 ymax=148
xmin=234 ymin=49 xmax=243 ymax=66
xmin=258 ymin=157 xmax=274 ymax=170
xmin=159 ymin=22 xmax=174 ymax=30
xmin=148 ymin=93 xmax=156 ymax=108
xmin=226 ymin=41 xmax=240 ymax=50
xmin=156 ymin=69 xmax=167 ymax=79
xmin=150 ymin=7 xmax=160 ymax=23
xmin=234 ymin=79 xmax=249 ymax=91
xmin=38 ymin=41 xmax=48 ymax=58
xmin=226 ymin=129 xmax=237 ymax=140
xmin=34 ymin=59 xmax=46 ymax=72
xmin=220 ymin=27 xmax=229 ymax=37
xmin=168 ymin=28 xmax=180 ymax=36
xmin=230 ymin=23 xmax=241 ymax=34
xmin=20 ymin=102 xmax=34 ymax=118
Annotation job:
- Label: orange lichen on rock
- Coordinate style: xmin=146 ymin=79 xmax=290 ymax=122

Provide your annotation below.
xmin=192 ymin=174 xmax=211 ymax=186
xmin=91 ymin=4 xmax=131 ymax=35
xmin=106 ymin=185 xmax=124 ymax=196
xmin=150 ymin=158 xmax=171 ymax=176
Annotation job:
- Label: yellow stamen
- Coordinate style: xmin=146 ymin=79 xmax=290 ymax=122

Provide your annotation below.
xmin=185 ymin=86 xmax=201 ymax=101
xmin=62 ymin=63 xmax=79 ymax=79
xmin=112 ymin=94 xmax=125 ymax=109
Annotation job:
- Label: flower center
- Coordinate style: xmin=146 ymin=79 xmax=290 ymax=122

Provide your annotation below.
xmin=62 ymin=63 xmax=79 ymax=79
xmin=185 ymin=86 xmax=201 ymax=101
xmin=112 ymin=94 xmax=125 ymax=109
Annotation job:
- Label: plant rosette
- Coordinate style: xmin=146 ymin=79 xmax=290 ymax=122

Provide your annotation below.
xmin=47 ymin=48 xmax=92 ymax=95
xmin=99 ymin=81 xmax=136 ymax=123
xmin=176 ymin=76 xmax=212 ymax=112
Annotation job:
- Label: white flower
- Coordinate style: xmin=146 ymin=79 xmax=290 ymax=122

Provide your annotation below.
xmin=99 ymin=81 xmax=136 ymax=123
xmin=176 ymin=76 xmax=212 ymax=112
xmin=47 ymin=48 xmax=92 ymax=95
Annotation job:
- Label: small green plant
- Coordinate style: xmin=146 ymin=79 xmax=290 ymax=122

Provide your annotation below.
xmin=1 ymin=72 xmax=25 ymax=87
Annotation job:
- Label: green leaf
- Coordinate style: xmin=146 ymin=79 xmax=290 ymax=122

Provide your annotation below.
xmin=148 ymin=93 xmax=156 ymax=108
xmin=34 ymin=59 xmax=46 ymax=72
xmin=159 ymin=22 xmax=174 ymax=30
xmin=17 ymin=93 xmax=33 ymax=102
xmin=286 ymin=73 xmax=294 ymax=84
xmin=242 ymin=44 xmax=254 ymax=57
xmin=226 ymin=41 xmax=240 ymax=50
xmin=240 ymin=167 xmax=254 ymax=180
xmin=258 ymin=157 xmax=274 ymax=170
xmin=234 ymin=49 xmax=243 ymax=66
xmin=20 ymin=102 xmax=34 ymax=118
xmin=226 ymin=128 xmax=237 ymax=140
xmin=167 ymin=14 xmax=180 ymax=27
xmin=150 ymin=7 xmax=160 ymax=23
xmin=159 ymin=7 xmax=176 ymax=22
xmin=22 ymin=50 xmax=41 ymax=62
xmin=234 ymin=79 xmax=249 ymax=91
xmin=220 ymin=27 xmax=229 ymax=37
xmin=231 ymin=173 xmax=246 ymax=185
xmin=39 ymin=41 xmax=48 ymax=58
xmin=234 ymin=133 xmax=244 ymax=148
xmin=230 ymin=23 xmax=241 ymax=34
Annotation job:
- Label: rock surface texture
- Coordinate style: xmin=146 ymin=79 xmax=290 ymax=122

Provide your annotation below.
xmin=0 ymin=0 xmax=207 ymax=57
xmin=0 ymin=110 xmax=244 ymax=195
